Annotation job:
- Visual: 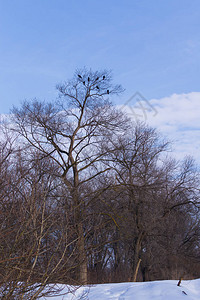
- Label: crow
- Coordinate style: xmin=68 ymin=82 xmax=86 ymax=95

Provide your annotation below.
xmin=107 ymin=89 xmax=109 ymax=94
xmin=103 ymin=75 xmax=105 ymax=80
xmin=96 ymin=86 xmax=99 ymax=89
xmin=88 ymin=77 xmax=90 ymax=82
xmin=83 ymin=81 xmax=85 ymax=85
xmin=78 ymin=74 xmax=82 ymax=79
xmin=96 ymin=77 xmax=99 ymax=81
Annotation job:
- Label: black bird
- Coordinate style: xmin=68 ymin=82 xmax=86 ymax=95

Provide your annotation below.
xmin=78 ymin=74 xmax=82 ymax=79
xmin=96 ymin=85 xmax=99 ymax=89
xmin=107 ymin=89 xmax=109 ymax=94
xmin=88 ymin=77 xmax=90 ymax=82
xmin=103 ymin=75 xmax=105 ymax=80
xmin=96 ymin=77 xmax=99 ymax=81
xmin=83 ymin=81 xmax=85 ymax=85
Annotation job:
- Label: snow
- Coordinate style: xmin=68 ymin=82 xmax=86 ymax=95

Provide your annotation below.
xmin=41 ymin=279 xmax=200 ymax=300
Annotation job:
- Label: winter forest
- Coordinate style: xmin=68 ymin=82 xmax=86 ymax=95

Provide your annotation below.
xmin=0 ymin=69 xmax=200 ymax=299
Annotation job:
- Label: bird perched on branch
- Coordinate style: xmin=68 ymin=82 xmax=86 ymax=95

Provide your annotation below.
xmin=78 ymin=74 xmax=82 ymax=79
xmin=107 ymin=89 xmax=109 ymax=94
xmin=96 ymin=77 xmax=99 ymax=81
xmin=103 ymin=75 xmax=105 ymax=80
xmin=88 ymin=77 xmax=90 ymax=82
xmin=96 ymin=86 xmax=99 ymax=90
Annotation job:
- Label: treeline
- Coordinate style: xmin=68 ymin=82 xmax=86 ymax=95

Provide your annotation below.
xmin=0 ymin=69 xmax=200 ymax=298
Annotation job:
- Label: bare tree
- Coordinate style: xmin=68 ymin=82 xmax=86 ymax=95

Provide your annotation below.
xmin=101 ymin=122 xmax=200 ymax=282
xmin=2 ymin=70 xmax=199 ymax=288
xmin=11 ymin=68 xmax=127 ymax=284
xmin=0 ymin=137 xmax=79 ymax=298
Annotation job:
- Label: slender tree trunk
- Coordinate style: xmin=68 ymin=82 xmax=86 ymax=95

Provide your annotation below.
xmin=77 ymin=222 xmax=87 ymax=285
xmin=131 ymin=232 xmax=144 ymax=282
xmin=133 ymin=258 xmax=142 ymax=282
xmin=63 ymin=170 xmax=88 ymax=284
xmin=73 ymin=168 xmax=88 ymax=284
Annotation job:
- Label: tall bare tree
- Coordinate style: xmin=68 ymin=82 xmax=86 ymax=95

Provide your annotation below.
xmin=11 ymin=68 xmax=127 ymax=284
xmin=0 ymin=141 xmax=80 ymax=298
xmin=102 ymin=122 xmax=200 ymax=282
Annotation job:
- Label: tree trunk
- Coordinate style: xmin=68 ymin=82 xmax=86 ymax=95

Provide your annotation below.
xmin=63 ymin=171 xmax=88 ymax=284
xmin=77 ymin=222 xmax=87 ymax=285
xmin=133 ymin=258 xmax=142 ymax=282
xmin=73 ymin=168 xmax=88 ymax=285
xmin=131 ymin=232 xmax=145 ymax=282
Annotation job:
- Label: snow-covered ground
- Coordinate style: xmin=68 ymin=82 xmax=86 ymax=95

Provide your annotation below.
xmin=41 ymin=279 xmax=200 ymax=300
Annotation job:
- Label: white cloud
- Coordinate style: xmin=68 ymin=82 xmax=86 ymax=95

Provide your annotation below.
xmin=119 ymin=92 xmax=200 ymax=164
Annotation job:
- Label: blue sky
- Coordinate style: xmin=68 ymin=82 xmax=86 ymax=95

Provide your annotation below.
xmin=0 ymin=0 xmax=200 ymax=162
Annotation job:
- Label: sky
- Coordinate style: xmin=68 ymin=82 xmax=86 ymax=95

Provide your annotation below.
xmin=0 ymin=0 xmax=200 ymax=163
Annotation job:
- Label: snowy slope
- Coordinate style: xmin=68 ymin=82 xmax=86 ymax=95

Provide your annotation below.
xmin=41 ymin=279 xmax=200 ymax=300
